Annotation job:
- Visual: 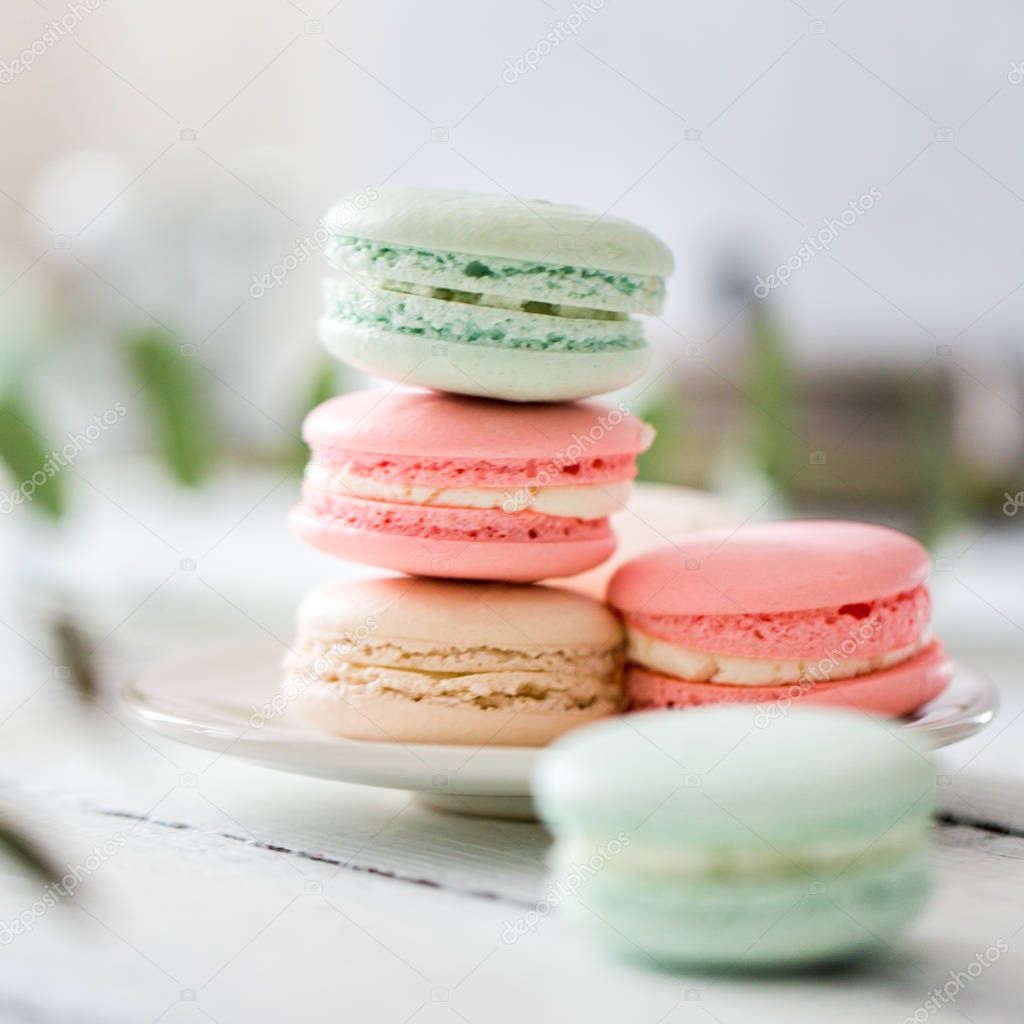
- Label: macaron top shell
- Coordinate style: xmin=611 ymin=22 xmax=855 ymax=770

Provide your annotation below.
xmin=324 ymin=187 xmax=674 ymax=277
xmin=534 ymin=705 xmax=935 ymax=846
xmin=297 ymin=576 xmax=622 ymax=649
xmin=608 ymin=521 xmax=930 ymax=615
xmin=303 ymin=389 xmax=653 ymax=461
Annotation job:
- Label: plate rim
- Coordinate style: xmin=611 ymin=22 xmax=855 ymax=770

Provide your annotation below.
xmin=120 ymin=641 xmax=999 ymax=795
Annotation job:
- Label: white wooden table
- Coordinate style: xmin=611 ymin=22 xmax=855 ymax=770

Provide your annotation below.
xmin=1 ymin=464 xmax=1022 ymax=1023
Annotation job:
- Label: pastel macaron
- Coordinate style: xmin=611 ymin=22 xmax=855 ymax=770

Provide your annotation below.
xmin=607 ymin=521 xmax=951 ymax=716
xmin=284 ymin=576 xmax=625 ymax=746
xmin=319 ymin=187 xmax=672 ymax=402
xmin=534 ymin=705 xmax=935 ymax=968
xmin=290 ymin=388 xmax=653 ymax=582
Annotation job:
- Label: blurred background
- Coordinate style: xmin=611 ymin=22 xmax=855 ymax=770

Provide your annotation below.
xmin=1 ymin=0 xmax=1022 ymax=671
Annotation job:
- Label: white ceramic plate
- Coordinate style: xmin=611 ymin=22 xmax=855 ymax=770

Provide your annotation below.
xmin=122 ymin=640 xmax=998 ymax=818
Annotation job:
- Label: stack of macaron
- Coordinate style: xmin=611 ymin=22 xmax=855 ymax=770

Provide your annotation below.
xmin=282 ymin=187 xmax=955 ymax=970
xmin=284 ymin=186 xmax=672 ymax=745
xmin=283 ymin=185 xmax=954 ymax=750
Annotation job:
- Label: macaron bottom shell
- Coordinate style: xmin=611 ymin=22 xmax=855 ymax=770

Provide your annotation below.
xmin=550 ymin=843 xmax=930 ymax=969
xmin=289 ymin=506 xmax=617 ymax=582
xmin=318 ymin=318 xmax=650 ymax=403
xmin=626 ymin=638 xmax=952 ymax=717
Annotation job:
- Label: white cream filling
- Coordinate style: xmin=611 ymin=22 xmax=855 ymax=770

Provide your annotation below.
xmin=305 ymin=465 xmax=632 ymax=520
xmin=627 ymin=628 xmax=927 ymax=686
xmin=560 ymin=825 xmax=922 ymax=876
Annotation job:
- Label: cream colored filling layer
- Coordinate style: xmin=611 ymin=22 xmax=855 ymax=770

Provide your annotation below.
xmin=560 ymin=825 xmax=923 ymax=876
xmin=305 ymin=464 xmax=631 ymax=519
xmin=627 ymin=627 xmax=927 ymax=686
xmin=283 ymin=637 xmax=625 ymax=713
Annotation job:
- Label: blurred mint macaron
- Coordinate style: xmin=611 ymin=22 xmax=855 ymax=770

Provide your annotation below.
xmin=318 ymin=187 xmax=672 ymax=402
xmin=533 ymin=706 xmax=935 ymax=970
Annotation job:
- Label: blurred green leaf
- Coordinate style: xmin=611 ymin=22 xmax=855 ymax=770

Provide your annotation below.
xmin=125 ymin=330 xmax=213 ymax=486
xmin=289 ymin=357 xmax=345 ymax=466
xmin=907 ymin=372 xmax=960 ymax=547
xmin=304 ymin=358 xmax=343 ymax=414
xmin=0 ymin=820 xmax=62 ymax=885
xmin=0 ymin=392 xmax=65 ymax=518
xmin=636 ymin=387 xmax=687 ymax=483
xmin=53 ymin=615 xmax=98 ymax=701
xmin=746 ymin=304 xmax=800 ymax=488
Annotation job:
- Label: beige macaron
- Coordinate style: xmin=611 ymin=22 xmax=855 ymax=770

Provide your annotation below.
xmin=283 ymin=576 xmax=626 ymax=747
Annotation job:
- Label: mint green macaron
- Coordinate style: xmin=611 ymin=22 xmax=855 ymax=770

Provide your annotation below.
xmin=319 ymin=187 xmax=672 ymax=402
xmin=533 ymin=706 xmax=935 ymax=970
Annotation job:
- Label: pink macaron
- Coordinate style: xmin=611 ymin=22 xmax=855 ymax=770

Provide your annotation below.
xmin=291 ymin=388 xmax=653 ymax=582
xmin=607 ymin=521 xmax=952 ymax=717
